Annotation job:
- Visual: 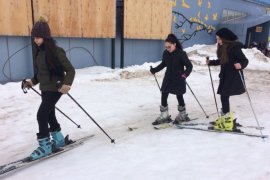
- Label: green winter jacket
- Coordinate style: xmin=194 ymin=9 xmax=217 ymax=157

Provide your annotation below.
xmin=31 ymin=46 xmax=75 ymax=92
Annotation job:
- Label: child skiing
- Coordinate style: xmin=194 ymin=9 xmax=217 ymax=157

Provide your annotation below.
xmin=206 ymin=27 xmax=249 ymax=131
xmin=22 ymin=16 xmax=75 ymax=160
xmin=150 ymin=34 xmax=193 ymax=125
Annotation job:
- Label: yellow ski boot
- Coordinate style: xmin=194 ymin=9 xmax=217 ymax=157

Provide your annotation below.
xmin=212 ymin=112 xmax=235 ymax=131
xmin=210 ymin=116 xmax=224 ymax=126
xmin=209 ymin=112 xmax=224 ymax=126
xmin=212 ymin=116 xmax=225 ymax=130
xmin=223 ymin=112 xmax=235 ymax=131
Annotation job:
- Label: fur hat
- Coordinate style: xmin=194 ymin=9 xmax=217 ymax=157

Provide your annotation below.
xmin=31 ymin=16 xmax=51 ymax=38
xmin=216 ymin=28 xmax=238 ymax=41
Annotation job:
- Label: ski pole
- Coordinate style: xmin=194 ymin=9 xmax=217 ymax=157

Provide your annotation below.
xmin=186 ymin=82 xmax=209 ymax=118
xmin=207 ymin=57 xmax=220 ymax=119
xmin=150 ymin=66 xmax=161 ymax=91
xmin=21 ymin=80 xmax=81 ymax=128
xmin=57 ymin=82 xmax=115 ymax=143
xmin=66 ymin=93 xmax=115 ymax=143
xmin=238 ymin=71 xmax=265 ymax=138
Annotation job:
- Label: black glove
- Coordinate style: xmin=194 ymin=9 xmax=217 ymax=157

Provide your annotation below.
xmin=22 ymin=79 xmax=33 ymax=89
xmin=150 ymin=67 xmax=156 ymax=74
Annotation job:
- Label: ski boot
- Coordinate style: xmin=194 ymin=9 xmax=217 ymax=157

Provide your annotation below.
xmin=30 ymin=137 xmax=52 ymax=160
xmin=209 ymin=111 xmax=224 ymax=126
xmin=51 ymin=130 xmax=65 ymax=150
xmin=212 ymin=112 xmax=236 ymax=131
xmin=152 ymin=106 xmax=172 ymax=125
xmin=173 ymin=106 xmax=190 ymax=124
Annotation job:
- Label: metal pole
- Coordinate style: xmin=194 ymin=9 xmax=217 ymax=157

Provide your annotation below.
xmin=111 ymin=38 xmax=115 ymax=69
xmin=238 ymin=71 xmax=264 ymax=138
xmin=207 ymin=63 xmax=220 ymax=119
xmin=186 ymin=82 xmax=209 ymax=118
xmin=67 ymin=93 xmax=115 ymax=143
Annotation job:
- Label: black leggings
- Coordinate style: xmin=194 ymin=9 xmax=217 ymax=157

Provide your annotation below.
xmin=161 ymin=92 xmax=185 ymax=107
xmin=37 ymin=91 xmax=62 ymax=139
xmin=221 ymin=95 xmax=230 ymax=114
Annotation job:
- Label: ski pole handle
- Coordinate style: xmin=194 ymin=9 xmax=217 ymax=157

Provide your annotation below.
xmin=208 ymin=65 xmax=220 ymax=119
xmin=56 ymin=81 xmax=61 ymax=88
xmin=206 ymin=56 xmax=210 ymax=65
xmin=21 ymin=79 xmax=28 ymax=94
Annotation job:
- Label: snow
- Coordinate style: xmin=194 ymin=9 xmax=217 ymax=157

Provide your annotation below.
xmin=0 ymin=45 xmax=270 ymax=180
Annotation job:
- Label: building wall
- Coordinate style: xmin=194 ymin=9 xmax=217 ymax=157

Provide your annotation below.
xmin=0 ymin=37 xmax=33 ymax=83
xmin=1 ymin=0 xmax=270 ymax=84
xmin=246 ymin=22 xmax=270 ymax=47
xmin=0 ymin=37 xmax=113 ymax=83
xmin=219 ymin=0 xmax=269 ymax=44
xmin=171 ymin=0 xmax=221 ymax=47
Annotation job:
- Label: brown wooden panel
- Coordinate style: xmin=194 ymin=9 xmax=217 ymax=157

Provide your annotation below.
xmin=124 ymin=0 xmax=172 ymax=39
xmin=0 ymin=0 xmax=32 ymax=36
xmin=33 ymin=0 xmax=116 ymax=38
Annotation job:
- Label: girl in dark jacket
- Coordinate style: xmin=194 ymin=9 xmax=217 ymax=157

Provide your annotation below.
xmin=206 ymin=28 xmax=248 ymax=131
xmin=150 ymin=34 xmax=193 ymax=125
xmin=23 ymin=16 xmax=75 ymax=160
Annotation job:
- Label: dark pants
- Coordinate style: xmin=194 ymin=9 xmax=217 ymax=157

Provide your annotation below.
xmin=161 ymin=92 xmax=185 ymax=107
xmin=37 ymin=91 xmax=62 ymax=139
xmin=221 ymin=95 xmax=230 ymax=114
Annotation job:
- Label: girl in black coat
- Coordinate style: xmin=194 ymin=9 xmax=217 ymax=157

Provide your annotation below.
xmin=150 ymin=34 xmax=193 ymax=125
xmin=206 ymin=28 xmax=249 ymax=131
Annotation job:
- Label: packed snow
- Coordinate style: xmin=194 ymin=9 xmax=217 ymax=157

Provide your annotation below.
xmin=0 ymin=44 xmax=270 ymax=180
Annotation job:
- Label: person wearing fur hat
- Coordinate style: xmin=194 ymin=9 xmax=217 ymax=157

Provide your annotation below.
xmin=206 ymin=27 xmax=248 ymax=131
xmin=23 ymin=16 xmax=75 ymax=160
xmin=150 ymin=33 xmax=193 ymax=125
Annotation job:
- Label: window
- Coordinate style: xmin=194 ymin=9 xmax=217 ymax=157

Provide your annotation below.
xmin=266 ymin=8 xmax=270 ymax=14
xmin=222 ymin=9 xmax=247 ymax=22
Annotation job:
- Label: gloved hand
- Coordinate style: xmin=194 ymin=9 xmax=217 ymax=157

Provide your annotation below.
xmin=150 ymin=67 xmax=156 ymax=74
xmin=181 ymin=74 xmax=187 ymax=79
xmin=23 ymin=79 xmax=33 ymax=89
xmin=59 ymin=84 xmax=71 ymax=94
xmin=206 ymin=56 xmax=210 ymax=65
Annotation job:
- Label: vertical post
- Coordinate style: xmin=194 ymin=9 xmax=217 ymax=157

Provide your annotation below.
xmin=111 ymin=38 xmax=115 ymax=69
xmin=120 ymin=0 xmax=124 ymax=68
xmin=247 ymin=31 xmax=251 ymax=48
xmin=30 ymin=0 xmax=36 ymax=76
xmin=120 ymin=36 xmax=124 ymax=68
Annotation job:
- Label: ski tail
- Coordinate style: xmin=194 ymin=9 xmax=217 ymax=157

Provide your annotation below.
xmin=175 ymin=124 xmax=267 ymax=138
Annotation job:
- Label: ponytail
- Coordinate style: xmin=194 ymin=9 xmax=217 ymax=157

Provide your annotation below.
xmin=165 ymin=34 xmax=183 ymax=50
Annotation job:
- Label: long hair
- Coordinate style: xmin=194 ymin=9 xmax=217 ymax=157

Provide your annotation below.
xmin=43 ymin=38 xmax=57 ymax=70
xmin=165 ymin=34 xmax=183 ymax=51
xmin=217 ymin=38 xmax=234 ymax=64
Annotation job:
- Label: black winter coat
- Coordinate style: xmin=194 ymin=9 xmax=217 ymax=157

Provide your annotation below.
xmin=209 ymin=42 xmax=248 ymax=96
xmin=153 ymin=48 xmax=193 ymax=95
